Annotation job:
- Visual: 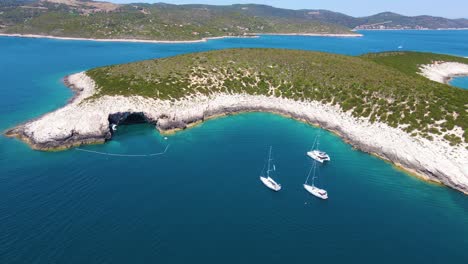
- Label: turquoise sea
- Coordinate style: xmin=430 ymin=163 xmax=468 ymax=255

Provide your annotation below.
xmin=1 ymin=31 xmax=468 ymax=263
xmin=450 ymin=76 xmax=468 ymax=89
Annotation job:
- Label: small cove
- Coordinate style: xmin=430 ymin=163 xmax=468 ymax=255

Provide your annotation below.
xmin=450 ymin=76 xmax=468 ymax=89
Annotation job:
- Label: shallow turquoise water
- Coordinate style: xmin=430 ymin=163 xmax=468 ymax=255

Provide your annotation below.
xmin=450 ymin=76 xmax=468 ymax=89
xmin=1 ymin=31 xmax=468 ymax=263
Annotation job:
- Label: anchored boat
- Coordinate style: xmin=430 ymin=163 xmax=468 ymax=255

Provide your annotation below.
xmin=259 ymin=146 xmax=282 ymax=192
xmin=304 ymin=160 xmax=328 ymax=200
xmin=307 ymin=135 xmax=330 ymax=163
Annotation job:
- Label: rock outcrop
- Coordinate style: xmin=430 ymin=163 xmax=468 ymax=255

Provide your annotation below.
xmin=419 ymin=61 xmax=468 ymax=83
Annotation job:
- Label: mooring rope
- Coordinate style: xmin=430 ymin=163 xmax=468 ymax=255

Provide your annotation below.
xmin=76 ymin=144 xmax=170 ymax=157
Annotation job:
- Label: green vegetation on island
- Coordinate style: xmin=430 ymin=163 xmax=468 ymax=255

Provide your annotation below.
xmin=2 ymin=1 xmax=467 ymax=41
xmin=362 ymin=52 xmax=468 ymax=76
xmin=86 ymin=49 xmax=468 ymax=144
xmin=0 ymin=0 xmax=353 ymax=41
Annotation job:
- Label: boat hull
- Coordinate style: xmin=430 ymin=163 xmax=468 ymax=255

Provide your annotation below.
xmin=307 ymin=151 xmax=330 ymax=163
xmin=304 ymin=184 xmax=328 ymax=199
xmin=260 ymin=177 xmax=281 ymax=191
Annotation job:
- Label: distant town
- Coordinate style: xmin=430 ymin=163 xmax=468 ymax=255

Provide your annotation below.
xmin=354 ymin=21 xmax=429 ymax=30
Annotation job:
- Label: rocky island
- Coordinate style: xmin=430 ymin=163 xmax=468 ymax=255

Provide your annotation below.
xmin=5 ymin=49 xmax=468 ymax=194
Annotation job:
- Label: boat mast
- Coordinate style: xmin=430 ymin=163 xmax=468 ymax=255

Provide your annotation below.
xmin=305 ymin=160 xmax=318 ymax=186
xmin=312 ymin=159 xmax=318 ymax=187
xmin=312 ymin=169 xmax=316 ymax=187
xmin=313 ymin=132 xmax=322 ymax=150
xmin=305 ymin=163 xmax=313 ymax=184
xmin=311 ymin=135 xmax=317 ymax=151
xmin=267 ymin=146 xmax=272 ymax=178
xmin=316 ymin=132 xmax=322 ymax=150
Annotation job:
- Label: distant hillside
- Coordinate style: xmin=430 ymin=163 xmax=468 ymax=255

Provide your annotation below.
xmin=1 ymin=1 xmax=466 ymax=41
xmin=229 ymin=5 xmax=468 ymax=30
xmin=0 ymin=0 xmax=36 ymax=7
xmin=0 ymin=0 xmax=354 ymax=41
xmin=353 ymin=12 xmax=468 ymax=30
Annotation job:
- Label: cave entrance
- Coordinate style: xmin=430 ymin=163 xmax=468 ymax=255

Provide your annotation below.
xmin=104 ymin=112 xmax=168 ymax=149
xmin=108 ymin=112 xmax=154 ymax=135
xmin=119 ymin=113 xmax=148 ymax=125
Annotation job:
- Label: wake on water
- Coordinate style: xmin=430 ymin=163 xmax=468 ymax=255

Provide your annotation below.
xmin=76 ymin=144 xmax=170 ymax=157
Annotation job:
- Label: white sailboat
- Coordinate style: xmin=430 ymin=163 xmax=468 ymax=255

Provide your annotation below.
xmin=260 ymin=146 xmax=282 ymax=192
xmin=303 ymin=160 xmax=328 ymax=200
xmin=307 ymin=135 xmax=330 ymax=163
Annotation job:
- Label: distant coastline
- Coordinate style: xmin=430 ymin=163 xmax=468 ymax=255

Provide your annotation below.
xmin=255 ymin=33 xmax=363 ymax=37
xmin=0 ymin=32 xmax=362 ymax=43
xmin=356 ymin=28 xmax=468 ymax=31
xmin=0 ymin=33 xmax=255 ymax=44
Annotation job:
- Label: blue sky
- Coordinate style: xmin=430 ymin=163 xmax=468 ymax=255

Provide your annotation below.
xmin=108 ymin=0 xmax=468 ymax=18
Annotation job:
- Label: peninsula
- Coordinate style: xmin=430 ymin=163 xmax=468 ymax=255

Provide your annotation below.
xmin=5 ymin=49 xmax=468 ymax=194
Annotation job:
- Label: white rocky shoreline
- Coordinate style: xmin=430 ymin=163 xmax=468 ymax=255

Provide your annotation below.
xmin=0 ymin=32 xmax=361 ymax=44
xmin=0 ymin=33 xmax=258 ymax=43
xmin=419 ymin=61 xmax=468 ymax=84
xmin=4 ymin=66 xmax=468 ymax=194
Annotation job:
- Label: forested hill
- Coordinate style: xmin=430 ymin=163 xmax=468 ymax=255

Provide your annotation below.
xmin=2 ymin=1 xmax=467 ymax=42
xmin=0 ymin=0 xmax=354 ymax=41
xmin=223 ymin=5 xmax=468 ymax=30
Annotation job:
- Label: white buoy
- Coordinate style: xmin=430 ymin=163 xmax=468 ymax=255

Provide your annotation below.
xmin=111 ymin=124 xmax=117 ymax=131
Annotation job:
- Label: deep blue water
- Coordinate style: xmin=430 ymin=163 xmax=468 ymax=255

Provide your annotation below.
xmin=1 ymin=31 xmax=468 ymax=263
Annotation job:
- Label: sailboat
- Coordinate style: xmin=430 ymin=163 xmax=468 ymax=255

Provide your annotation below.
xmin=303 ymin=160 xmax=328 ymax=199
xmin=259 ymin=146 xmax=282 ymax=192
xmin=397 ymin=40 xmax=405 ymax=49
xmin=307 ymin=135 xmax=330 ymax=163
